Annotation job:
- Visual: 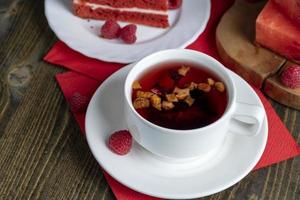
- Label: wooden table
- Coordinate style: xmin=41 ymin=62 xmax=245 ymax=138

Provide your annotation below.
xmin=0 ymin=1 xmax=299 ymax=199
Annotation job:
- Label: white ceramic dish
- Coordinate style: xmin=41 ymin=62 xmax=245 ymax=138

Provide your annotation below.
xmin=44 ymin=0 xmax=211 ymax=63
xmin=85 ymin=63 xmax=268 ymax=199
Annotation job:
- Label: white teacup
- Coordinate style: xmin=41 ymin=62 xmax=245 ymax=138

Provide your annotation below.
xmin=124 ymin=49 xmax=264 ymax=159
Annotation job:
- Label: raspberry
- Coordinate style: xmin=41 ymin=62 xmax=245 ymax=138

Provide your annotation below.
xmin=158 ymin=74 xmax=175 ymax=92
xmin=100 ymin=20 xmax=121 ymax=39
xmin=70 ymin=92 xmax=89 ymax=113
xmin=168 ymin=0 xmax=182 ymax=9
xmin=108 ymin=130 xmax=132 ymax=155
xmin=120 ymin=24 xmax=137 ymax=44
xmin=280 ymin=65 xmax=300 ymax=89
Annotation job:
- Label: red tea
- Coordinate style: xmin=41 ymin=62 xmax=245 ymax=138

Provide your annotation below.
xmin=131 ymin=62 xmax=228 ymax=130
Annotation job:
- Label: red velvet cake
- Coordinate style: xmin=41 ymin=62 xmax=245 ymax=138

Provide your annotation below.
xmin=73 ymin=0 xmax=170 ymax=28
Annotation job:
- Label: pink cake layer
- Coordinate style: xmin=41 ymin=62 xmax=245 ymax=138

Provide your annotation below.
xmin=73 ymin=0 xmax=169 ymax=28
xmin=84 ymin=0 xmax=168 ymax=10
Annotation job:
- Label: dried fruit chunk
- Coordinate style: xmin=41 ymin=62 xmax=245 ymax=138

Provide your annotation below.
xmin=173 ymin=87 xmax=190 ymax=100
xmin=198 ymin=83 xmax=211 ymax=93
xmin=178 ymin=66 xmax=190 ymax=76
xmin=132 ymin=80 xmax=142 ymax=89
xmin=184 ymin=96 xmax=195 ymax=106
xmin=162 ymin=101 xmax=175 ymax=110
xmin=189 ymin=82 xmax=198 ymax=90
xmin=165 ymin=93 xmax=178 ymax=102
xmin=133 ymin=97 xmax=150 ymax=109
xmin=136 ymin=91 xmax=154 ymax=98
xmin=207 ymin=78 xmax=215 ymax=86
xmin=215 ymin=82 xmax=226 ymax=92
xmin=108 ymin=130 xmax=132 ymax=155
xmin=150 ymin=94 xmax=162 ymax=110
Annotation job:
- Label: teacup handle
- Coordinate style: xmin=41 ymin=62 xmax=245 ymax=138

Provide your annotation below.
xmin=229 ymin=102 xmax=265 ymax=137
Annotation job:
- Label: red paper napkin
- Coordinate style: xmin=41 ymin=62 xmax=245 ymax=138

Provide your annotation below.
xmin=55 ymin=70 xmax=300 ymax=200
xmin=44 ymin=0 xmax=300 ymax=199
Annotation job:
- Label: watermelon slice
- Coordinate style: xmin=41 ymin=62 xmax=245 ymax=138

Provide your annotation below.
xmin=272 ymin=0 xmax=300 ymax=25
xmin=256 ymin=1 xmax=300 ymax=63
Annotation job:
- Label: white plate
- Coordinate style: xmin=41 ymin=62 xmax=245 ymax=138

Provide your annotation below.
xmin=45 ymin=0 xmax=211 ymax=63
xmin=85 ymin=64 xmax=268 ymax=199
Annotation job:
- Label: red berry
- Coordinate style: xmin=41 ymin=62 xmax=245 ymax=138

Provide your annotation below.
xmin=158 ymin=74 xmax=175 ymax=92
xmin=108 ymin=130 xmax=132 ymax=155
xmin=280 ymin=65 xmax=300 ymax=89
xmin=168 ymin=0 xmax=182 ymax=9
xmin=70 ymin=92 xmax=89 ymax=113
xmin=120 ymin=24 xmax=137 ymax=44
xmin=100 ymin=20 xmax=121 ymax=39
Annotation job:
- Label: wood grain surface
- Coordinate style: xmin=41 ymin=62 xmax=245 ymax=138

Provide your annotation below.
xmin=0 ymin=0 xmax=299 ymax=199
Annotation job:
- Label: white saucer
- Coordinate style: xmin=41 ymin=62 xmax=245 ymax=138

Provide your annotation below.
xmin=85 ymin=64 xmax=268 ymax=199
xmin=45 ymin=0 xmax=210 ymax=63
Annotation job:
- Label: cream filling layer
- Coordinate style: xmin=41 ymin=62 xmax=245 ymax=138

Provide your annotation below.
xmin=74 ymin=0 xmax=168 ymax=15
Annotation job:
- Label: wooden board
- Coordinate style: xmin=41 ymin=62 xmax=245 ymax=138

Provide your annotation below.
xmin=216 ymin=0 xmax=300 ymax=110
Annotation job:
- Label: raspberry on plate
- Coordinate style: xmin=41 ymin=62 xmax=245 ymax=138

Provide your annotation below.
xmin=108 ymin=130 xmax=133 ymax=155
xmin=120 ymin=24 xmax=137 ymax=44
xmin=100 ymin=20 xmax=121 ymax=39
xmin=280 ymin=65 xmax=300 ymax=89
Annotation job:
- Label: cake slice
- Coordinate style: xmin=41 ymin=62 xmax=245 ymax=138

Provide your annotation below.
xmin=73 ymin=0 xmax=169 ymax=28
xmin=256 ymin=1 xmax=300 ymax=64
